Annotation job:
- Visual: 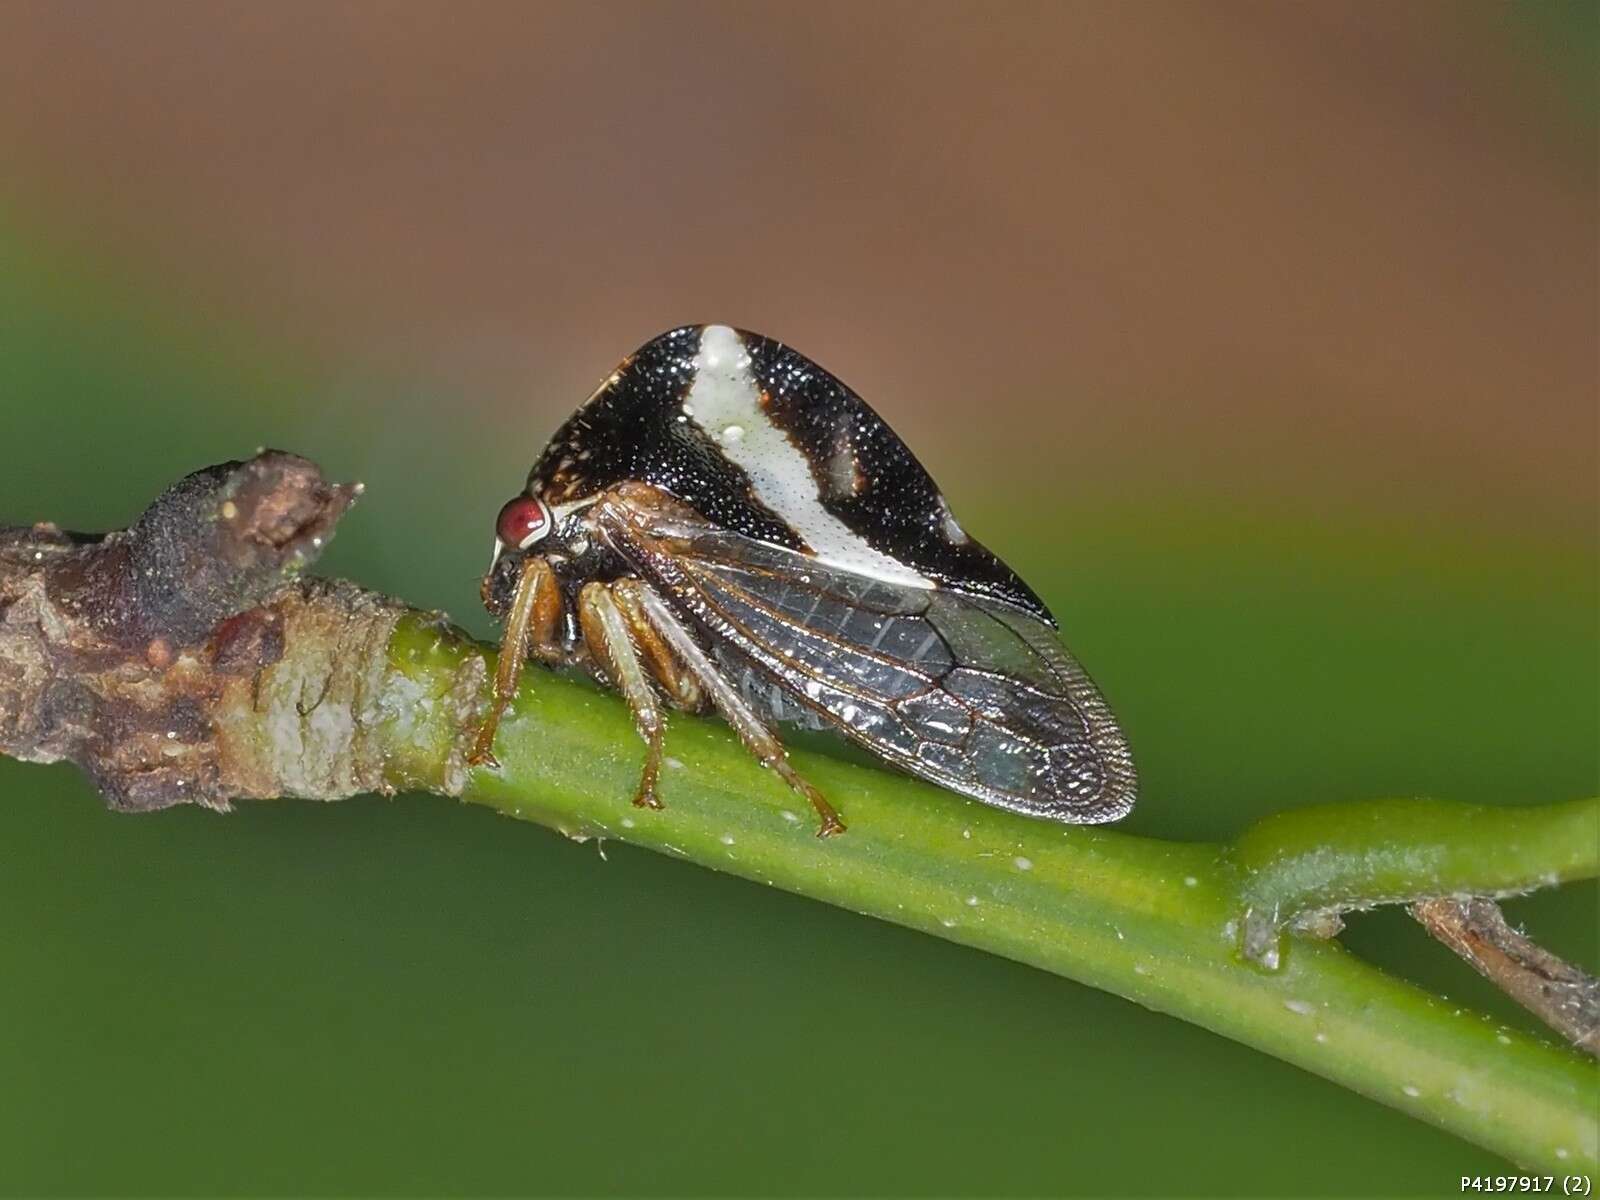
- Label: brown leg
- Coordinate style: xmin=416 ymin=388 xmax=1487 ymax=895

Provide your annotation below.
xmin=629 ymin=581 xmax=845 ymax=838
xmin=468 ymin=556 xmax=560 ymax=768
xmin=609 ymin=577 xmax=705 ymax=713
xmin=578 ymin=581 xmax=666 ymax=810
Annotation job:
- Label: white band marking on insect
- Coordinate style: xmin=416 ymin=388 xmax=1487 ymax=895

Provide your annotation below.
xmin=688 ymin=325 xmax=932 ymax=588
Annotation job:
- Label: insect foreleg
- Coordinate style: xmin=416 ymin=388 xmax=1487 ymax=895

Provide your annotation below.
xmin=630 ymin=581 xmax=846 ymax=838
xmin=468 ymin=555 xmax=559 ymax=768
xmin=577 ymin=582 xmax=666 ymax=810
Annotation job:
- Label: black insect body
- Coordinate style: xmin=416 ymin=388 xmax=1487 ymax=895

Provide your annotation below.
xmin=474 ymin=325 xmax=1137 ymax=836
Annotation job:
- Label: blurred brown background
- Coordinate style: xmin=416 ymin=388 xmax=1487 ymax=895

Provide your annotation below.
xmin=1 ymin=1 xmax=1593 ymax=536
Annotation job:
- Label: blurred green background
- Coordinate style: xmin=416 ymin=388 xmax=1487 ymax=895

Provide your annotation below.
xmin=0 ymin=3 xmax=1594 ymax=1196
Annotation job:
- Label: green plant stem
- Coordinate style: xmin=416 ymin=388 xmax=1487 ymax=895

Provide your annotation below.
xmin=1231 ymin=797 xmax=1600 ymax=967
xmin=10 ymin=455 xmax=1590 ymax=1174
xmin=386 ymin=617 xmax=1599 ymax=1172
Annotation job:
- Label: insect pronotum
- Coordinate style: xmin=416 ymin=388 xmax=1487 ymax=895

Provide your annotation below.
xmin=473 ymin=325 xmax=1137 ymax=836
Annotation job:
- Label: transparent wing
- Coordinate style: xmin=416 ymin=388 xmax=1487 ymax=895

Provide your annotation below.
xmin=608 ymin=516 xmax=1137 ymax=823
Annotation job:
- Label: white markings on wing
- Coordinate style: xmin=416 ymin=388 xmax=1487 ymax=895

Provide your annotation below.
xmin=688 ymin=325 xmax=932 ymax=589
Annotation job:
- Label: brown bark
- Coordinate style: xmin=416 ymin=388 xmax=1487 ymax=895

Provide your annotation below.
xmin=1412 ymin=897 xmax=1600 ymax=1059
xmin=0 ymin=450 xmax=480 ymax=811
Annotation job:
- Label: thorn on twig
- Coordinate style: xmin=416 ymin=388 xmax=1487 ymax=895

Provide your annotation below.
xmin=114 ymin=450 xmax=360 ymax=645
xmin=1411 ymin=896 xmax=1600 ymax=1057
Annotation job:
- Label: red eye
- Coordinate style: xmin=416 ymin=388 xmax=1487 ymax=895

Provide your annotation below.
xmin=495 ymin=495 xmax=550 ymax=549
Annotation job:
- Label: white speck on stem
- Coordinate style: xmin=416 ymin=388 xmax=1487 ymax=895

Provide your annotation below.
xmin=1013 ymin=856 xmax=1033 ymax=871
xmin=1555 ymin=1148 xmax=1569 ymax=1160
xmin=1314 ymin=1032 xmax=1328 ymax=1044
xmin=1183 ymin=876 xmax=1198 ymax=888
xmin=1495 ymin=1033 xmax=1511 ymax=1045
xmin=719 ymin=834 xmax=735 ymax=846
xmin=780 ymin=810 xmax=800 ymax=823
xmin=962 ymin=829 xmax=972 ymax=839
xmin=1402 ymin=1085 xmax=1421 ymax=1098
xmin=1284 ymin=999 xmax=1315 ymax=1016
xmin=664 ymin=757 xmax=685 ymax=771
xmin=965 ymin=895 xmax=980 ymax=907
xmin=1133 ymin=963 xmax=1151 ymax=976
xmin=939 ymin=918 xmax=957 ymax=928
xmin=620 ymin=817 xmax=635 ymax=829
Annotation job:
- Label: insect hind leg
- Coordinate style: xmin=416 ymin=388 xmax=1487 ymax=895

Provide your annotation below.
xmin=578 ymin=582 xmax=667 ymax=810
xmin=620 ymin=578 xmax=846 ymax=838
